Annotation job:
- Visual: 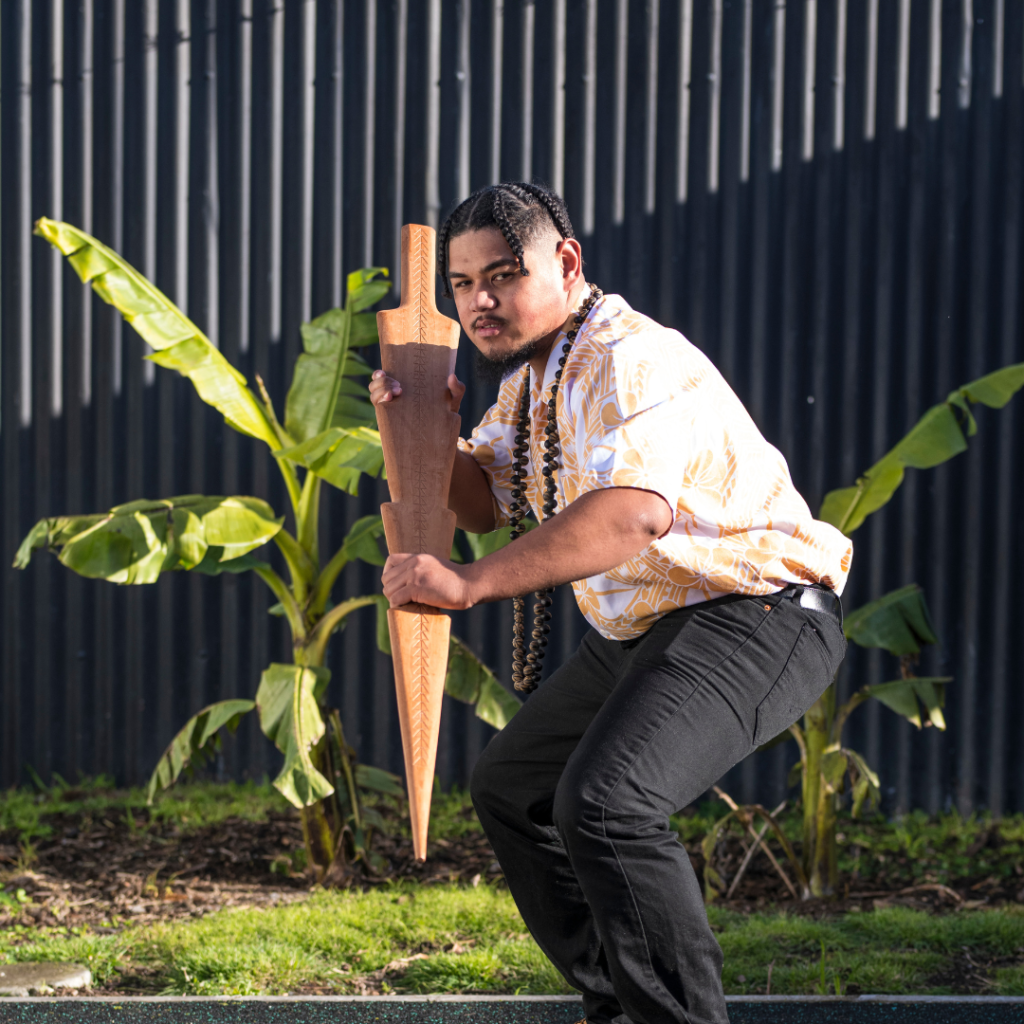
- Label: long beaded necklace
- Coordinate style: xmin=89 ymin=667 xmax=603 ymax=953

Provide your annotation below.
xmin=507 ymin=285 xmax=603 ymax=693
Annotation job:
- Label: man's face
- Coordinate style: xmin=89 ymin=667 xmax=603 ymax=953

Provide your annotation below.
xmin=447 ymin=227 xmax=583 ymax=370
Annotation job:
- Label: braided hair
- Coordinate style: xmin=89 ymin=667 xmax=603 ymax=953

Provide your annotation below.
xmin=438 ymin=182 xmax=575 ymax=298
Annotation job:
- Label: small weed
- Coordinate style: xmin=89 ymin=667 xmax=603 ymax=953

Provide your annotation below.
xmin=15 ymin=840 xmax=37 ymax=872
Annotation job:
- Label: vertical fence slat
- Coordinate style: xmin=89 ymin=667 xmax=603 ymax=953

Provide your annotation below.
xmin=1 ymin=0 xmax=1022 ymax=811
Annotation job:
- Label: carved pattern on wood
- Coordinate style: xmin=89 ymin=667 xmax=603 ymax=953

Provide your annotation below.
xmin=375 ymin=224 xmax=462 ymax=860
xmin=410 ymin=613 xmax=429 ymax=767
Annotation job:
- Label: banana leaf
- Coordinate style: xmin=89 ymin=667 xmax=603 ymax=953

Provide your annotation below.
xmin=462 ymin=519 xmax=538 ymax=560
xmin=274 ymin=426 xmax=385 ymax=496
xmin=866 ymin=676 xmax=951 ymax=729
xmin=445 ymin=636 xmax=521 ymax=730
xmin=256 ymin=664 xmax=335 ymax=807
xmin=845 ymin=748 xmax=881 ymax=817
xmin=34 ymin=218 xmax=280 ymax=449
xmin=146 ymin=699 xmax=256 ymax=803
xmin=355 ymin=763 xmax=406 ymax=799
xmin=282 ymin=269 xmax=388 ymax=487
xmin=14 ymin=495 xmax=283 ymax=584
xmin=819 ymin=362 xmax=1024 ymax=535
xmin=284 ymin=304 xmax=382 ymax=445
xmin=842 ymin=584 xmax=937 ymax=657
xmin=338 ymin=515 xmax=387 ymax=567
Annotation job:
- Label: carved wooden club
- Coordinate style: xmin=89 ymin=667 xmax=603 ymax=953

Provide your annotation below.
xmin=376 ymin=224 xmax=462 ymax=861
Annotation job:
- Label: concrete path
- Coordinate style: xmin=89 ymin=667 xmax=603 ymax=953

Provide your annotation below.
xmin=1 ymin=995 xmax=1024 ymax=1023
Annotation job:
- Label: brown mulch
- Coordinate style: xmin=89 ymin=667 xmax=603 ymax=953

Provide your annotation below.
xmin=699 ymin=830 xmax=1024 ymax=917
xmin=0 ymin=807 xmax=501 ymax=934
xmin=3 ymin=807 xmax=1020 ymax=935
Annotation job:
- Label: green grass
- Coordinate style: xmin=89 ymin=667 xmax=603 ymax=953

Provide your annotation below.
xmin=0 ymin=777 xmax=291 ymax=843
xmin=4 ymin=885 xmax=1024 ymax=996
xmin=0 ymin=884 xmax=569 ymax=996
xmin=711 ymin=903 xmax=1024 ymax=995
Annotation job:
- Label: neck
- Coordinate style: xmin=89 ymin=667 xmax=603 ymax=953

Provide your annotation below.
xmin=526 ymin=278 xmax=590 ymax=382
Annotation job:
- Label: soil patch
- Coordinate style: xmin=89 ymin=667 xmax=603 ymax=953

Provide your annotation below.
xmin=3 ymin=804 xmax=1022 ymax=935
xmin=0 ymin=805 xmax=499 ymax=933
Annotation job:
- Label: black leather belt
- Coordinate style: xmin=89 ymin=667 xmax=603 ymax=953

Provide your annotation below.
xmin=784 ymin=584 xmax=843 ymax=627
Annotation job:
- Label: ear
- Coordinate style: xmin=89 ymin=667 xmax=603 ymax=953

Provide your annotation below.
xmin=556 ymin=238 xmax=584 ymax=287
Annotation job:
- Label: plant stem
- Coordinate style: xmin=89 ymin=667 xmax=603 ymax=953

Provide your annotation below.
xmin=831 ymin=688 xmax=871 ymax=745
xmin=253 ymin=565 xmax=306 ymax=642
xmin=321 ymin=304 xmax=352 ymax=431
xmin=255 ymin=373 xmax=303 ymax=516
xmin=297 ymin=472 xmax=322 ymax=564
xmin=306 ymin=596 xmax=380 ymax=666
xmin=274 ymin=529 xmax=316 ymax=606
xmin=802 ymin=683 xmax=836 ymax=897
xmin=309 ymin=544 xmax=350 ymax=617
xmin=330 ymin=709 xmax=362 ymax=831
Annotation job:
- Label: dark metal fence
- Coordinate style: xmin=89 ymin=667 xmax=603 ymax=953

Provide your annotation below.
xmin=2 ymin=0 xmax=1022 ymax=814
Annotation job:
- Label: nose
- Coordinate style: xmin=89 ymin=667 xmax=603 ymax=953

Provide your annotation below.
xmin=470 ymin=289 xmax=497 ymax=312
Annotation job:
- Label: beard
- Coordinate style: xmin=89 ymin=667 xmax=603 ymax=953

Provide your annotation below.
xmin=474 ymin=338 xmax=544 ymax=386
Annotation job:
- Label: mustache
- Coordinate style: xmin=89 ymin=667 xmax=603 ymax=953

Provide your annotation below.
xmin=472 ymin=315 xmax=507 ymax=330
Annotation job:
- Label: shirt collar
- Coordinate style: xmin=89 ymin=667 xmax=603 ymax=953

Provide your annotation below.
xmin=533 ymin=284 xmax=598 ymax=399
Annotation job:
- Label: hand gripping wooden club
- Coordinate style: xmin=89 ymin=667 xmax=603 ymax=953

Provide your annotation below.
xmin=376 ymin=224 xmax=462 ymax=861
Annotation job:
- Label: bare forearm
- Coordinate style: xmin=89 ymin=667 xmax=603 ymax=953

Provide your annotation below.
xmin=448 ymin=450 xmax=497 ymax=534
xmin=461 ymin=488 xmax=671 ymax=604
xmin=381 ymin=487 xmax=672 ymax=611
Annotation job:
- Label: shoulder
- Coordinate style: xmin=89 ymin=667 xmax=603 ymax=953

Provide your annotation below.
xmin=569 ymin=294 xmax=714 ymax=412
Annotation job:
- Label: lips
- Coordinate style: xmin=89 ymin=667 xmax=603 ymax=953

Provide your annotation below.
xmin=474 ymin=318 xmax=505 ymax=337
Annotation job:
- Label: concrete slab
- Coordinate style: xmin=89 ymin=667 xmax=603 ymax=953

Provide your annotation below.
xmin=0 ymin=962 xmax=91 ymax=996
xmin=0 ymin=996 xmax=1023 ymax=1023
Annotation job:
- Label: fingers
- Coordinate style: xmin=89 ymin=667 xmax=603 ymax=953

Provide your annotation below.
xmin=371 ymin=370 xmax=464 ymax=411
xmin=382 ymin=553 xmax=415 ymax=605
xmin=447 ymin=373 xmax=466 ymax=413
xmin=380 ymin=553 xmax=469 ymax=610
xmin=369 ymin=368 xmax=402 ymax=405
xmin=382 ymin=553 xmax=411 ymax=585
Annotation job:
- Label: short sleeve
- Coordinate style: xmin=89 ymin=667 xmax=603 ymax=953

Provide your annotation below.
xmin=571 ymin=339 xmax=686 ymax=530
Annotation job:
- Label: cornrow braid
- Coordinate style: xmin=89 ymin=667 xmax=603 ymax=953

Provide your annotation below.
xmin=437 ymin=181 xmax=576 ymax=298
xmin=491 ymin=187 xmax=530 ymax=283
xmin=501 ymin=182 xmax=576 ymax=242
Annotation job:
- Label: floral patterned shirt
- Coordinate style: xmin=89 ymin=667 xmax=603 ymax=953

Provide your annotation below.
xmin=458 ymin=290 xmax=853 ymax=640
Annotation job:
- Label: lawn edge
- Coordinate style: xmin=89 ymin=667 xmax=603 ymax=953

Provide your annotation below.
xmin=4 ymin=995 xmax=1024 ymax=1004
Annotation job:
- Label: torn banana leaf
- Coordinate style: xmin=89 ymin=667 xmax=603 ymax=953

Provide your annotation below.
xmin=256 ymin=663 xmax=335 ymax=807
xmin=146 ymin=700 xmax=256 ymax=803
xmin=819 ymin=361 xmax=1024 ymax=535
xmin=34 ymin=217 xmax=280 ymax=449
xmin=866 ymin=676 xmax=951 ymax=729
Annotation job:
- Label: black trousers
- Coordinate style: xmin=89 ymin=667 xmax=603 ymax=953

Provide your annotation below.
xmin=470 ymin=587 xmax=847 ymax=1024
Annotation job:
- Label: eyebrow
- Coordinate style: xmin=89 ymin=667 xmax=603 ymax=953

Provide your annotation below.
xmin=447 ymin=257 xmax=519 ymax=279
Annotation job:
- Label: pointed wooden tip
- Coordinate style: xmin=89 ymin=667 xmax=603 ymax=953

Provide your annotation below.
xmin=388 ymin=603 xmax=451 ymax=861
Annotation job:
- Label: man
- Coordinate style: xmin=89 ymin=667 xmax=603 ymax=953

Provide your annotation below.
xmin=370 ymin=182 xmax=851 ymax=1024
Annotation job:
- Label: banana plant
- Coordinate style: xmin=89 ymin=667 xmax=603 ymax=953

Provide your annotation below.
xmin=17 ymin=218 xmax=520 ymax=882
xmin=719 ymin=363 xmax=1024 ymax=901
